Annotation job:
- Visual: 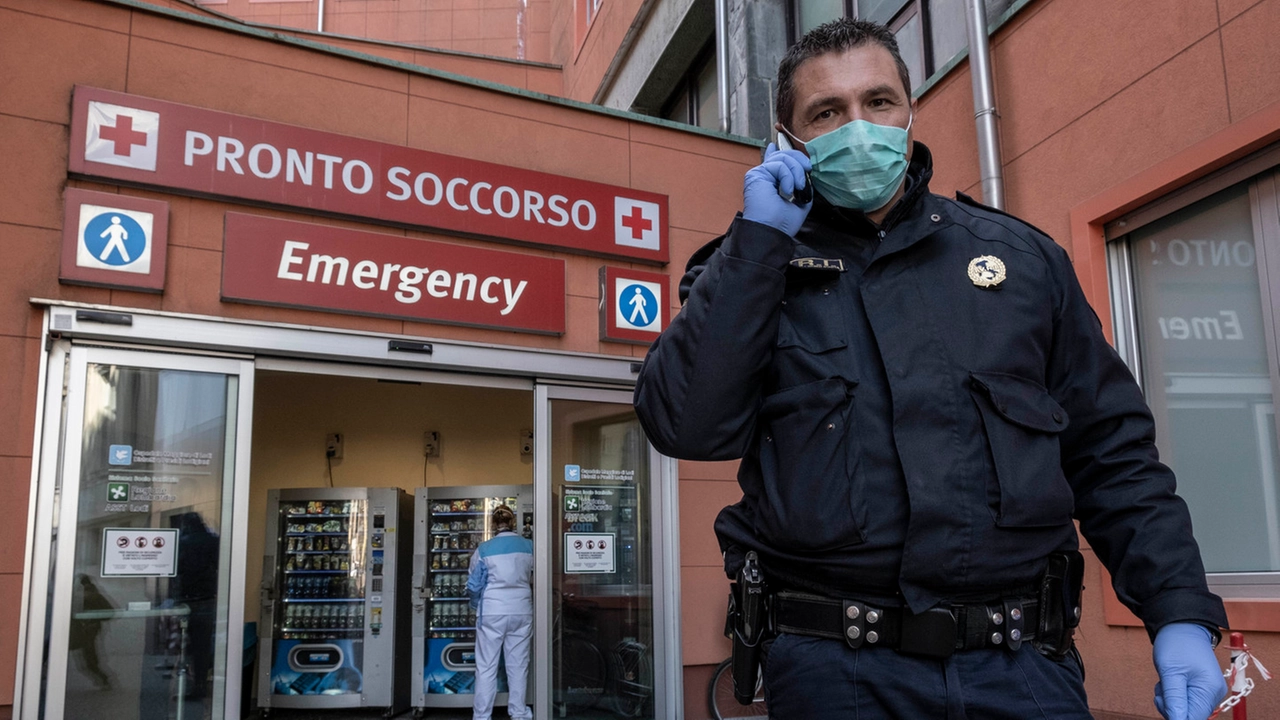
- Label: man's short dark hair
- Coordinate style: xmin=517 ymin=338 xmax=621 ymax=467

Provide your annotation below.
xmin=776 ymin=18 xmax=912 ymax=129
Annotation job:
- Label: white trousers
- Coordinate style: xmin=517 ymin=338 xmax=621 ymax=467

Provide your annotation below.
xmin=473 ymin=612 xmax=533 ymax=720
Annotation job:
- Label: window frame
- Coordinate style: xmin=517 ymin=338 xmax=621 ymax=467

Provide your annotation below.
xmin=786 ymin=0 xmax=1027 ymax=95
xmin=659 ymin=42 xmax=717 ymax=129
xmin=1106 ymin=145 xmax=1280 ymax=598
xmin=790 ymin=0 xmax=856 ymax=43
xmin=886 ymin=1 xmax=934 ymax=91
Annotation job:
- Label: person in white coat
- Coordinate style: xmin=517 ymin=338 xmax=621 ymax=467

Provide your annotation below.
xmin=466 ymin=505 xmax=534 ymax=720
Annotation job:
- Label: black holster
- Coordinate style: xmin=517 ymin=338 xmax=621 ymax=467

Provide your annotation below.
xmin=726 ymin=551 xmax=768 ymax=705
xmin=1034 ymin=550 xmax=1085 ymax=658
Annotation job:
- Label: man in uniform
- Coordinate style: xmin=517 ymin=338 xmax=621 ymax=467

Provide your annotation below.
xmin=634 ymin=17 xmax=1229 ymax=720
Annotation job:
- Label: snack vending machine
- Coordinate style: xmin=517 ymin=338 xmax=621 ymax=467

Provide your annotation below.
xmin=258 ymin=488 xmax=413 ymax=716
xmin=411 ymin=485 xmax=534 ymax=714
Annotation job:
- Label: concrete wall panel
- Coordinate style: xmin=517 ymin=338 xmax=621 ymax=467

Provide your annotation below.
xmin=680 ymin=565 xmax=732 ymax=666
xmin=562 ymin=0 xmax=649 ymax=103
xmin=667 ymin=227 xmax=722 ymax=283
xmin=411 ymin=49 xmax=532 ymax=88
xmin=2 ymin=0 xmax=132 ymax=32
xmin=1217 ymin=0 xmax=1266 ymax=22
xmin=678 ymin=459 xmax=740 ymax=483
xmin=0 ymin=337 xmax=41 ymax=461
xmin=0 ymin=116 xmax=68 ymax=232
xmin=678 ymin=480 xmax=741 ymax=568
xmin=0 ymin=458 xmax=33 ymax=576
xmin=994 ymin=0 xmax=1218 ymax=163
xmin=915 ymin=67 xmax=982 ymax=201
xmin=682 ymin=663 xmax=718 ymax=720
xmin=165 ymin=196 xmax=225 ymax=253
xmin=125 ymin=39 xmax=411 ymax=145
xmin=0 ymin=573 xmax=20 ymax=704
xmin=409 ymin=73 xmax=630 ymax=137
xmin=0 ymin=7 xmax=129 ymax=125
xmin=1221 ymin=0 xmax=1280 ymax=120
xmin=0 ymin=226 xmax=68 ymax=338
xmin=404 ymin=96 xmax=633 ymax=187
xmin=629 ymin=143 xmax=752 ymax=236
xmin=1002 ymin=36 xmax=1230 ymax=255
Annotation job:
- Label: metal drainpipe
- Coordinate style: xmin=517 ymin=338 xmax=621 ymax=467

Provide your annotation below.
xmin=317 ymin=0 xmax=325 ymax=33
xmin=714 ymin=0 xmax=730 ymax=133
xmin=964 ymin=0 xmax=1004 ymax=209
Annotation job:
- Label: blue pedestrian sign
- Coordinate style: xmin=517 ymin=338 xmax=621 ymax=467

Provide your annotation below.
xmin=75 ymin=203 xmax=156 ymax=275
xmin=616 ymin=281 xmax=660 ymax=332
xmin=83 ymin=212 xmax=147 ymax=267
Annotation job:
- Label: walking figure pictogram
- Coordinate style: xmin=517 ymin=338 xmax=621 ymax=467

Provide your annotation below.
xmin=99 ymin=216 xmax=131 ymax=263
xmin=628 ymin=287 xmax=650 ymax=325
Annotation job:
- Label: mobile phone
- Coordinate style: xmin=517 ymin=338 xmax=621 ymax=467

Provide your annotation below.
xmin=775 ymin=133 xmax=813 ymax=205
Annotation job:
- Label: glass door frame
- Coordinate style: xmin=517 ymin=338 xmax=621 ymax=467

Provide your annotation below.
xmin=23 ymin=341 xmax=255 ymax=720
xmin=533 ymin=383 xmax=682 ymax=720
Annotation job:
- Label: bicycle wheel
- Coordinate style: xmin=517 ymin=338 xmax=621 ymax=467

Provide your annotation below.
xmin=608 ymin=639 xmax=653 ymax=718
xmin=708 ymin=657 xmax=768 ymax=720
xmin=555 ymin=635 xmax=608 ymax=713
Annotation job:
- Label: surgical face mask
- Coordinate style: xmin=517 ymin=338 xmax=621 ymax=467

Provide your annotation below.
xmin=782 ymin=115 xmax=912 ymax=212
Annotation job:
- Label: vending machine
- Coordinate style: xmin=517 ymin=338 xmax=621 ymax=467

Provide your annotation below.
xmin=257 ymin=488 xmax=413 ymax=716
xmin=411 ymin=485 xmax=534 ymax=715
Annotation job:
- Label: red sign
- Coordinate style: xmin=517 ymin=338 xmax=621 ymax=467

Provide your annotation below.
xmin=68 ymin=86 xmax=668 ymax=264
xmin=598 ymin=266 xmax=670 ymax=344
xmin=60 ymin=188 xmax=169 ymax=292
xmin=222 ymin=213 xmax=565 ymax=334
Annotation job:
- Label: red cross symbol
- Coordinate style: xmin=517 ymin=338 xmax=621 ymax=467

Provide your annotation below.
xmin=98 ymin=114 xmax=148 ymax=156
xmin=620 ymin=205 xmax=652 ymax=239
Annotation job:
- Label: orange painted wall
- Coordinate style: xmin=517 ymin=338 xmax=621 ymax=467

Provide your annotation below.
xmin=189 ymin=0 xmax=554 ymax=63
xmin=133 ymin=0 xmax=564 ymax=93
xmin=0 ymin=0 xmax=758 ymax=711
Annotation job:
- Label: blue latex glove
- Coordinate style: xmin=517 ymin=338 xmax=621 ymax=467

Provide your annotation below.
xmin=1153 ymin=623 xmax=1226 ymax=720
xmin=742 ymin=143 xmax=812 ymax=237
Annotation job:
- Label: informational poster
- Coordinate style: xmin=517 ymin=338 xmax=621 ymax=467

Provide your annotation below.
xmin=564 ymin=532 xmax=616 ymax=574
xmin=101 ymin=527 xmax=179 ymax=577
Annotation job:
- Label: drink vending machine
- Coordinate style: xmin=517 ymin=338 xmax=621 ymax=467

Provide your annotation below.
xmin=257 ymin=488 xmax=412 ymax=716
xmin=410 ymin=485 xmax=534 ymax=716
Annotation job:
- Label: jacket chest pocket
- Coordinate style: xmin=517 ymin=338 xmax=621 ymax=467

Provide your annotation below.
xmin=969 ymin=372 xmax=1073 ymax=528
xmin=755 ymin=377 xmax=864 ymax=551
xmin=776 ymin=281 xmax=849 ymax=384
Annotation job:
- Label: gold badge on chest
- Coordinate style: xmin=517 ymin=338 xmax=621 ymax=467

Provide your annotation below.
xmin=967 ymin=255 xmax=1007 ymax=288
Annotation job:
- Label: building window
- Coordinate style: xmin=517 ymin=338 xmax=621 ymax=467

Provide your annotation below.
xmin=661 ymin=47 xmax=719 ymax=131
xmin=790 ymin=0 xmax=1014 ymax=91
xmin=1108 ymin=156 xmax=1280 ymax=593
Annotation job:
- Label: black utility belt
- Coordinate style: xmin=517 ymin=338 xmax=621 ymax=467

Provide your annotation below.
xmin=771 ymin=590 xmax=1041 ymax=659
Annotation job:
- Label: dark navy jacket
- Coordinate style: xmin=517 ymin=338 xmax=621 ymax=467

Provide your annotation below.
xmin=634 ymin=143 xmax=1227 ymax=634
